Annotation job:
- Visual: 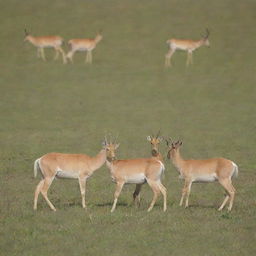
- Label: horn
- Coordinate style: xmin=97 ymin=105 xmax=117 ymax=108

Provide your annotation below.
xmin=156 ymin=130 xmax=161 ymax=138
xmin=205 ymin=28 xmax=210 ymax=38
xmin=24 ymin=29 xmax=29 ymax=36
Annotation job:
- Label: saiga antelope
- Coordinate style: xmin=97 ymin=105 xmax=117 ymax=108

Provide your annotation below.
xmin=166 ymin=139 xmax=238 ymax=211
xmin=105 ymin=138 xmax=167 ymax=213
xmin=165 ymin=29 xmax=210 ymax=67
xmin=66 ymin=31 xmax=103 ymax=64
xmin=24 ymin=29 xmax=67 ymax=64
xmin=33 ymin=141 xmax=108 ymax=211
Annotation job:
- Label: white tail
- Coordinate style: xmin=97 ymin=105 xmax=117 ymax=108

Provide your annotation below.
xmin=33 ymin=141 xmax=107 ymax=211
xmin=33 ymin=158 xmax=41 ymax=178
xmin=166 ymin=139 xmax=238 ymax=211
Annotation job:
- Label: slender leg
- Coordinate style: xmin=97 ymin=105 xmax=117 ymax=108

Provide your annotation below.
xmin=40 ymin=177 xmax=56 ymax=211
xmin=185 ymin=181 xmax=192 ymax=208
xmin=218 ymin=179 xmax=235 ymax=211
xmin=180 ymin=180 xmax=190 ymax=207
xmin=190 ymin=52 xmax=193 ymax=65
xmin=85 ymin=52 xmax=89 ymax=63
xmin=37 ymin=48 xmax=41 ymax=58
xmin=78 ymin=176 xmax=88 ymax=209
xmin=54 ymin=48 xmax=59 ymax=60
xmin=218 ymin=195 xmax=230 ymax=211
xmin=186 ymin=51 xmax=190 ymax=66
xmin=34 ymin=179 xmax=44 ymax=210
xmin=88 ymin=51 xmax=92 ymax=63
xmin=57 ymin=47 xmax=67 ymax=64
xmin=147 ymin=180 xmax=160 ymax=212
xmin=133 ymin=184 xmax=142 ymax=207
xmin=158 ymin=183 xmax=167 ymax=212
xmin=40 ymin=48 xmax=46 ymax=61
xmin=165 ymin=49 xmax=174 ymax=67
xmin=66 ymin=51 xmax=74 ymax=64
xmin=111 ymin=181 xmax=125 ymax=212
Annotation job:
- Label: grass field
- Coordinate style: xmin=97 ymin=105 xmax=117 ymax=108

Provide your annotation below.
xmin=0 ymin=0 xmax=256 ymax=255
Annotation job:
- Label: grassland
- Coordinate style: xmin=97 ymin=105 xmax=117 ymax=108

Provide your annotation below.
xmin=0 ymin=0 xmax=255 ymax=255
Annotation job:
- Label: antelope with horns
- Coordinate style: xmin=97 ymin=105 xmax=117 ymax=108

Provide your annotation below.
xmin=105 ymin=137 xmax=167 ymax=213
xmin=165 ymin=29 xmax=210 ymax=67
xmin=131 ymin=131 xmax=164 ymax=208
xmin=33 ymin=140 xmax=109 ymax=211
xmin=66 ymin=31 xmax=103 ymax=64
xmin=24 ymin=29 xmax=67 ymax=64
xmin=147 ymin=130 xmax=164 ymax=162
xmin=166 ymin=139 xmax=238 ymax=211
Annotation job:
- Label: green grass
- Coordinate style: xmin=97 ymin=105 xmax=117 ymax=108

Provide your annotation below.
xmin=0 ymin=0 xmax=256 ymax=255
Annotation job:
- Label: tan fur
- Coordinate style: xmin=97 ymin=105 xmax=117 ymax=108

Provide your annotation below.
xmin=24 ymin=34 xmax=67 ymax=64
xmin=33 ymin=148 xmax=106 ymax=211
xmin=66 ymin=33 xmax=103 ymax=64
xmin=105 ymin=142 xmax=167 ymax=212
xmin=165 ymin=30 xmax=210 ymax=67
xmin=166 ymin=140 xmax=238 ymax=211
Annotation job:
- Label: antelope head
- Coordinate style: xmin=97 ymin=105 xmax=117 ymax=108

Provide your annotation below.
xmin=147 ymin=130 xmax=163 ymax=157
xmin=166 ymin=138 xmax=183 ymax=159
xmin=103 ymin=135 xmax=119 ymax=162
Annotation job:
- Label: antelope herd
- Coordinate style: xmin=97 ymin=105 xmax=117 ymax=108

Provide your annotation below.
xmin=24 ymin=28 xmax=210 ymax=66
xmin=33 ymin=133 xmax=238 ymax=212
xmin=28 ymin=29 xmax=238 ymax=213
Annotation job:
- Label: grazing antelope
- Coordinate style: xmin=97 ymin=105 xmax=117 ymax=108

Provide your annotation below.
xmin=24 ymin=29 xmax=67 ymax=64
xmin=105 ymin=138 xmax=167 ymax=213
xmin=66 ymin=31 xmax=103 ymax=64
xmin=166 ymin=139 xmax=238 ymax=211
xmin=33 ymin=141 xmax=108 ymax=211
xmin=165 ymin=29 xmax=210 ymax=67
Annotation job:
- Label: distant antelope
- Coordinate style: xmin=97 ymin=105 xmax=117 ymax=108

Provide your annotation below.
xmin=105 ymin=137 xmax=167 ymax=213
xmin=166 ymin=139 xmax=238 ymax=211
xmin=66 ymin=31 xmax=103 ymax=64
xmin=33 ymin=141 xmax=108 ymax=211
xmin=165 ymin=29 xmax=210 ymax=67
xmin=24 ymin=29 xmax=67 ymax=64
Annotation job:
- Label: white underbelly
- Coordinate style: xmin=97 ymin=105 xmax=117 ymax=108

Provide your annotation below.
xmin=56 ymin=169 xmax=79 ymax=179
xmin=126 ymin=174 xmax=146 ymax=184
xmin=112 ymin=173 xmax=146 ymax=184
xmin=193 ymin=173 xmax=218 ymax=183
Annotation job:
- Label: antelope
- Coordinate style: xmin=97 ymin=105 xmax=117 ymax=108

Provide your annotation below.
xmin=105 ymin=137 xmax=167 ymax=213
xmin=24 ymin=29 xmax=67 ymax=64
xmin=165 ymin=29 xmax=210 ymax=67
xmin=147 ymin=130 xmax=164 ymax=162
xmin=166 ymin=139 xmax=238 ymax=211
xmin=33 ymin=140 xmax=109 ymax=211
xmin=66 ymin=31 xmax=103 ymax=64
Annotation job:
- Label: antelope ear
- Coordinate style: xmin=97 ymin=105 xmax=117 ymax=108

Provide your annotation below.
xmin=158 ymin=136 xmax=164 ymax=142
xmin=179 ymin=141 xmax=183 ymax=146
xmin=147 ymin=136 xmax=152 ymax=141
xmin=115 ymin=143 xmax=120 ymax=149
xmin=102 ymin=141 xmax=107 ymax=147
